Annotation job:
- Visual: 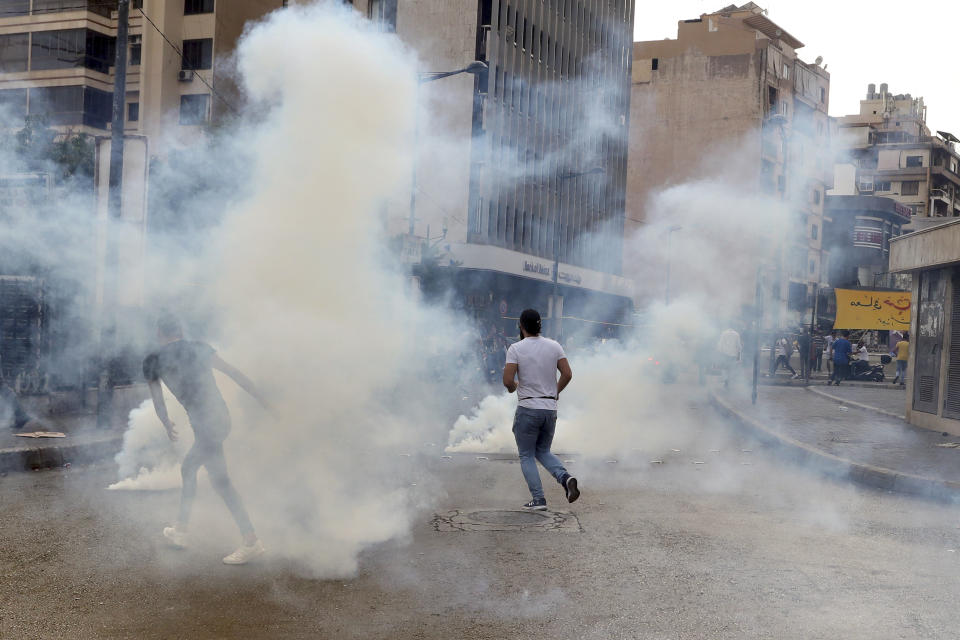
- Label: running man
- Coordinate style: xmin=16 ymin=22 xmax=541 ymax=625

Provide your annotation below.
xmin=502 ymin=308 xmax=579 ymax=510
xmin=143 ymin=314 xmax=269 ymax=565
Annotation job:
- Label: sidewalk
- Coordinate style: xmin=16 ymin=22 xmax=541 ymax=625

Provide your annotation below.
xmin=711 ymin=383 xmax=960 ymax=501
xmin=0 ymin=386 xmax=146 ymax=473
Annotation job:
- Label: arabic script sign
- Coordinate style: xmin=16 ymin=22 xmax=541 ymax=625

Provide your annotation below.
xmin=833 ymin=289 xmax=911 ymax=330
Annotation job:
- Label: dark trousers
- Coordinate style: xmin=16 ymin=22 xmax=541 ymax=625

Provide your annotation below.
xmin=770 ymin=355 xmax=796 ymax=376
xmin=179 ymin=437 xmax=254 ymax=536
xmin=831 ymin=362 xmax=849 ymax=384
xmin=813 ymin=352 xmax=823 ymax=372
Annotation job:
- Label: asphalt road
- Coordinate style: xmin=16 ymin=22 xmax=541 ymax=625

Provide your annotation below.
xmin=3 ymin=391 xmax=960 ymax=639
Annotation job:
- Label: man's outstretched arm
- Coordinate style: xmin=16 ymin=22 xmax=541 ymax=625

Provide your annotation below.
xmin=148 ymin=380 xmax=177 ymax=441
xmin=210 ymin=354 xmax=273 ymax=412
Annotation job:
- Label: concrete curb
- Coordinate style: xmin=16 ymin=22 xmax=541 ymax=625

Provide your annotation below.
xmin=806 ymin=387 xmax=906 ymax=420
xmin=0 ymin=433 xmax=123 ymax=474
xmin=708 ymin=392 xmax=960 ymax=502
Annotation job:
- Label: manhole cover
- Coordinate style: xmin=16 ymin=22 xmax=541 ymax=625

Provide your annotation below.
xmin=432 ymin=508 xmax=581 ymax=532
xmin=467 ymin=510 xmax=548 ymax=525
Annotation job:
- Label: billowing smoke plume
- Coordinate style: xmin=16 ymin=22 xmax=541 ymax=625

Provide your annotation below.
xmin=110 ymin=4 xmax=474 ymax=577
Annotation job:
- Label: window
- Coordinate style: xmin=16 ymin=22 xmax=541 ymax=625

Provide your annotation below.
xmin=522 ymin=18 xmax=527 ymax=50
xmin=127 ymin=101 xmax=139 ymax=122
xmin=820 ymin=87 xmax=826 ymax=103
xmin=811 ymin=224 xmax=818 ymax=240
xmin=0 ymin=33 xmax=28 ymax=73
xmin=130 ymin=42 xmax=141 ymax=66
xmin=0 ymin=0 xmax=28 ymax=17
xmin=651 ymin=57 xmax=658 ymax=70
xmin=31 ymin=29 xmax=114 ymax=74
xmin=179 ymin=93 xmax=209 ymax=125
xmin=901 ymin=181 xmax=920 ymax=196
xmin=368 ymin=0 xmax=396 ymax=33
xmin=33 ymin=0 xmax=110 ymax=16
xmin=29 ymin=85 xmax=112 ymax=128
xmin=876 ymin=180 xmax=891 ymax=191
xmin=812 ymin=190 xmax=821 ymax=204
xmin=809 ymin=260 xmax=816 ymax=275
xmin=906 ymin=155 xmax=923 ymax=168
xmin=0 ymin=88 xmax=27 ymax=119
xmin=182 ymin=38 xmax=212 ymax=70
xmin=184 ymin=0 xmax=214 ymax=14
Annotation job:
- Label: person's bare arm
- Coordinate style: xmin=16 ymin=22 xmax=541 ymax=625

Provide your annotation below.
xmin=148 ymin=380 xmax=177 ymax=441
xmin=503 ymin=362 xmax=518 ymax=393
xmin=557 ymin=358 xmax=572 ymax=396
xmin=210 ymin=354 xmax=272 ymax=411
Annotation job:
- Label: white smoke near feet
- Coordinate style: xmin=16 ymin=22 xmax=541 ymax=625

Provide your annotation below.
xmin=109 ymin=4 xmax=469 ymax=577
xmin=446 ymin=180 xmax=790 ymax=456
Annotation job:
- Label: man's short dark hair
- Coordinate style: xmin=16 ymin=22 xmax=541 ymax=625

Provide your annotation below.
xmin=842 ymin=330 xmax=850 ymax=337
xmin=157 ymin=312 xmax=182 ymax=338
xmin=519 ymin=309 xmax=541 ymax=336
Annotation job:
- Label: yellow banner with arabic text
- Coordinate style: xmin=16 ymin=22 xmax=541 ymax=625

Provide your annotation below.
xmin=833 ymin=289 xmax=911 ymax=330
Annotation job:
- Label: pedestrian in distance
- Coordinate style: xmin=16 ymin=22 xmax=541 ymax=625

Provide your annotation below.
xmin=769 ymin=335 xmax=798 ymax=379
xmin=144 ymin=313 xmax=271 ymax=565
xmin=829 ymin=330 xmax=853 ymax=386
xmin=811 ymin=330 xmax=825 ymax=373
xmin=893 ymin=332 xmax=909 ymax=387
xmin=502 ymin=308 xmax=579 ymax=511
xmin=825 ymin=331 xmax=835 ymax=376
xmin=716 ymin=327 xmax=742 ymax=388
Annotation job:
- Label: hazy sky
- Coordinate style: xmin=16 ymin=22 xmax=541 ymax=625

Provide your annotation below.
xmin=634 ymin=1 xmax=960 ymax=134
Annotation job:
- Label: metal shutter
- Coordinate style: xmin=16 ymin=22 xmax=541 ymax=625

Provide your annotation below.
xmin=944 ymin=269 xmax=960 ymax=419
xmin=914 ymin=269 xmax=946 ymax=415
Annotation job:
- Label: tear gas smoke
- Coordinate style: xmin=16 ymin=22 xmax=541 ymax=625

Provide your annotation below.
xmin=108 ymin=4 xmax=470 ymax=577
xmin=447 ymin=181 xmax=791 ymax=456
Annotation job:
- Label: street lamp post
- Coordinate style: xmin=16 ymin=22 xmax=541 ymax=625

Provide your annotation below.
xmin=409 ymin=61 xmax=488 ymax=236
xmin=553 ymin=167 xmax=604 ymax=339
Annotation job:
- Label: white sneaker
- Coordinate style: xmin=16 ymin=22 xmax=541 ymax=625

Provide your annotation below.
xmin=163 ymin=526 xmax=188 ymax=549
xmin=222 ymin=539 xmax=265 ymax=565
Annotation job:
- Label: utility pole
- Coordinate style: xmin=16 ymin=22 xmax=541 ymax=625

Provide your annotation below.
xmin=97 ymin=0 xmax=129 ymax=429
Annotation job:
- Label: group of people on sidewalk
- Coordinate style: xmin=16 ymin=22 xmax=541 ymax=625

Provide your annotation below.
xmin=766 ymin=328 xmax=910 ymax=387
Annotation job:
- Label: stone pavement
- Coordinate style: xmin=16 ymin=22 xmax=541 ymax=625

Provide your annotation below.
xmin=712 ymin=383 xmax=960 ymax=500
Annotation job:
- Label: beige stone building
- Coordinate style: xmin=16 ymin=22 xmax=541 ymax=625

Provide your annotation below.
xmin=833 ymin=84 xmax=960 ymax=229
xmin=627 ymin=2 xmax=832 ymax=327
xmin=0 ymin=0 xmax=282 ymax=149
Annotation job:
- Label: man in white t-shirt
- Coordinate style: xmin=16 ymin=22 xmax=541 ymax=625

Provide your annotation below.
xmin=503 ymin=309 xmax=579 ymax=510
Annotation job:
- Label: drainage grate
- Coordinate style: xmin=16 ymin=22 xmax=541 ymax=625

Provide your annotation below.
xmin=432 ymin=508 xmax=581 ymax=532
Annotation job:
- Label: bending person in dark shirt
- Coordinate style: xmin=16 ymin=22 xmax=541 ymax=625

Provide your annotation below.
xmin=143 ymin=313 xmax=271 ymax=565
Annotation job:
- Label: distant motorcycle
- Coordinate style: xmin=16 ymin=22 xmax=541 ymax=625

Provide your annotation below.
xmin=845 ymin=354 xmax=889 ymax=382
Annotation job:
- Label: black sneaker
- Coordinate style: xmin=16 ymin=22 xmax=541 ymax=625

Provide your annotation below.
xmin=564 ymin=476 xmax=580 ymax=504
xmin=522 ymin=498 xmax=547 ymax=511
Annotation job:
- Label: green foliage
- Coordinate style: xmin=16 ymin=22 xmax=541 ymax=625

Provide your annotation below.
xmin=4 ymin=116 xmax=95 ymax=188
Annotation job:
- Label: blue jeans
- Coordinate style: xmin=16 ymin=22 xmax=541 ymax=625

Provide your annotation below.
xmin=512 ymin=406 xmax=568 ymax=501
xmin=895 ymin=360 xmax=907 ymax=383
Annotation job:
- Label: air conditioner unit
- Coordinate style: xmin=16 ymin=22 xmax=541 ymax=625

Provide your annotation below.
xmin=178 ymin=69 xmax=194 ymax=82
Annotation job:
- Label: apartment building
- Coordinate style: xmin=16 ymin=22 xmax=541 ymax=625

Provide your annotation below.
xmin=627 ymin=2 xmax=831 ymax=327
xmin=353 ymin=0 xmax=635 ymax=336
xmin=834 ymin=84 xmax=960 ymax=228
xmin=0 ymin=0 xmax=282 ymax=148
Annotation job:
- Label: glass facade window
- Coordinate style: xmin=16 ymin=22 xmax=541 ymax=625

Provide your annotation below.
xmin=28 ymin=85 xmax=112 ymax=128
xmin=0 ymin=88 xmax=28 ymax=120
xmin=184 ymin=0 xmax=213 ymax=15
xmin=0 ymin=33 xmax=29 ymax=73
xmin=182 ymin=38 xmax=213 ymax=70
xmin=32 ymin=0 xmax=113 ymax=17
xmin=0 ymin=0 xmax=29 ymax=17
xmin=31 ymin=29 xmax=115 ymax=74
xmin=179 ymin=94 xmax=209 ymax=125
